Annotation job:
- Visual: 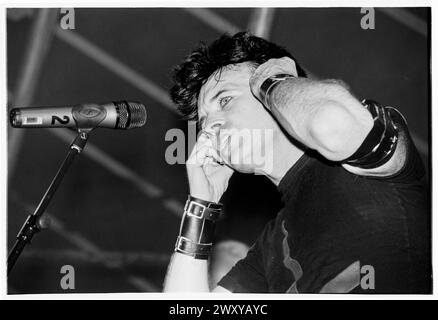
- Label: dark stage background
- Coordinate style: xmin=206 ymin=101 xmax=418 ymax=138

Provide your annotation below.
xmin=6 ymin=7 xmax=430 ymax=293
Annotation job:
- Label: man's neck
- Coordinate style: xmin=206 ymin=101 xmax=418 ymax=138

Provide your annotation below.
xmin=264 ymin=134 xmax=305 ymax=186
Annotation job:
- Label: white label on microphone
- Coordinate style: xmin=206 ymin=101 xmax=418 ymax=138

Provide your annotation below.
xmin=23 ymin=116 xmax=43 ymax=125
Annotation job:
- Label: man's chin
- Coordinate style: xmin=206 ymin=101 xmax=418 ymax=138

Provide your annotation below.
xmin=229 ymin=162 xmax=271 ymax=176
xmin=226 ymin=161 xmax=254 ymax=174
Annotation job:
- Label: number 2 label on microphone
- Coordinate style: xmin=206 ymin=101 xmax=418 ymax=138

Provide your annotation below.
xmin=51 ymin=115 xmax=70 ymax=125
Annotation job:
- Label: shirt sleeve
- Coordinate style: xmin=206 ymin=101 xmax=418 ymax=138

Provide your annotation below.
xmin=217 ymin=220 xmax=274 ymax=293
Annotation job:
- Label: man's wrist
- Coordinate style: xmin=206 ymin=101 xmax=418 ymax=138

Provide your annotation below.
xmin=258 ymin=74 xmax=296 ymax=110
xmin=188 ymin=195 xmax=223 ymax=209
xmin=174 ymin=196 xmax=223 ymax=260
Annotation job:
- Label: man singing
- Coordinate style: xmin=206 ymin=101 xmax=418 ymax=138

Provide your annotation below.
xmin=163 ymin=32 xmax=430 ymax=293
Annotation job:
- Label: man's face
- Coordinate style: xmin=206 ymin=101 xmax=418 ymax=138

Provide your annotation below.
xmin=197 ymin=62 xmax=275 ymax=174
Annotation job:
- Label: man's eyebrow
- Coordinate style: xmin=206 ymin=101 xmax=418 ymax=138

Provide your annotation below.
xmin=208 ymin=87 xmax=234 ymax=103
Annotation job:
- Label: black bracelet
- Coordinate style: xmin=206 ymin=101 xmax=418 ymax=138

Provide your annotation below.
xmin=188 ymin=195 xmax=223 ymax=211
xmin=174 ymin=196 xmax=223 ymax=259
xmin=343 ymin=99 xmax=399 ymax=169
xmin=259 ymin=74 xmax=296 ymax=110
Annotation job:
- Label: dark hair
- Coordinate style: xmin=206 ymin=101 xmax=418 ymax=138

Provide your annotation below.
xmin=170 ymin=31 xmax=307 ymax=120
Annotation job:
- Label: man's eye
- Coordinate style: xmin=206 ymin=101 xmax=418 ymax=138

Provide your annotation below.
xmin=219 ymin=96 xmax=232 ymax=108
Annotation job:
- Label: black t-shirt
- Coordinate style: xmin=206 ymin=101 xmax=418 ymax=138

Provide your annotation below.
xmin=218 ymin=109 xmax=431 ymax=293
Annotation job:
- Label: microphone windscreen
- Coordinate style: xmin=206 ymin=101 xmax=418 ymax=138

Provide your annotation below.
xmin=114 ymin=101 xmax=147 ymax=129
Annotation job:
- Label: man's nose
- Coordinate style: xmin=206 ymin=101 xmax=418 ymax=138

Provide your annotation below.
xmin=204 ymin=118 xmax=224 ymax=136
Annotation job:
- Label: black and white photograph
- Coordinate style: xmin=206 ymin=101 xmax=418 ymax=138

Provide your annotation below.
xmin=2 ymin=1 xmax=434 ymax=301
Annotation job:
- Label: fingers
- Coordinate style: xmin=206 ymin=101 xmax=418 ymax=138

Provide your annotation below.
xmin=249 ymin=57 xmax=299 ymax=101
xmin=187 ymin=131 xmax=224 ymax=167
xmin=260 ymin=57 xmax=298 ymax=77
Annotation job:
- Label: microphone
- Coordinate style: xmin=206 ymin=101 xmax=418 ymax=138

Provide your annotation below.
xmin=10 ymin=100 xmax=147 ymax=129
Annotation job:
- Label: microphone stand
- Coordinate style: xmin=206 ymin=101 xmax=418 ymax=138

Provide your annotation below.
xmin=7 ymin=128 xmax=91 ymax=276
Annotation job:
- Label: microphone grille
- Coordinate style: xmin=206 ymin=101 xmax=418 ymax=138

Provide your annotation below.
xmin=114 ymin=101 xmax=147 ymax=129
xmin=128 ymin=102 xmax=147 ymax=128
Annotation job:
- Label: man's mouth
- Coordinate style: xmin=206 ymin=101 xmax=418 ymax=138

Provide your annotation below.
xmin=215 ymin=133 xmax=232 ymax=164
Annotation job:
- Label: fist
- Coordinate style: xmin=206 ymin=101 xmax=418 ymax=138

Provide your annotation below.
xmin=186 ymin=131 xmax=234 ymax=203
xmin=249 ymin=57 xmax=299 ymax=102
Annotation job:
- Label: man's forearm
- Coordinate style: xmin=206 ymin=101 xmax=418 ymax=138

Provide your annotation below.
xmin=163 ymin=252 xmax=210 ymax=292
xmin=164 ymin=195 xmax=223 ymax=292
xmin=267 ymin=78 xmax=373 ymax=161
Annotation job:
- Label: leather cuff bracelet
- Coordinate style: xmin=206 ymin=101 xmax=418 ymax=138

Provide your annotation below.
xmin=343 ymin=99 xmax=399 ymax=169
xmin=174 ymin=196 xmax=223 ymax=259
xmin=184 ymin=195 xmax=222 ymax=221
xmin=259 ymin=73 xmax=296 ymax=110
